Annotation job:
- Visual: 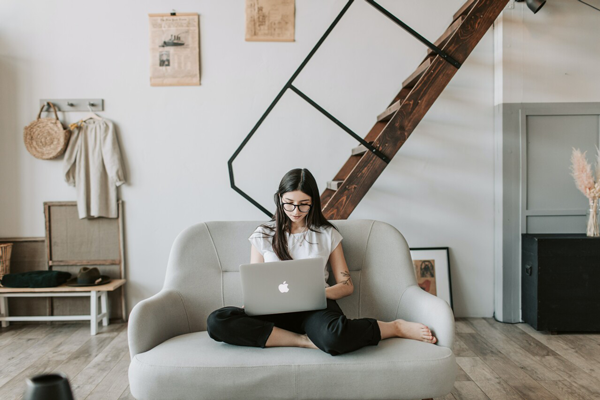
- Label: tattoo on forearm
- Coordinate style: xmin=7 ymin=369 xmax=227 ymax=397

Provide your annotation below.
xmin=340 ymin=271 xmax=353 ymax=286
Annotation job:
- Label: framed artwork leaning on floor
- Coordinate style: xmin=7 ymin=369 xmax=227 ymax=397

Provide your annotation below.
xmin=409 ymin=247 xmax=453 ymax=310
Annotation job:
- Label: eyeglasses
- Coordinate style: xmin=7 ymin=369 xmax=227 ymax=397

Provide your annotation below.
xmin=282 ymin=202 xmax=312 ymax=213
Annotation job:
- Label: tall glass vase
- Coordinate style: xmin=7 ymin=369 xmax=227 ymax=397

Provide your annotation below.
xmin=586 ymin=198 xmax=599 ymax=237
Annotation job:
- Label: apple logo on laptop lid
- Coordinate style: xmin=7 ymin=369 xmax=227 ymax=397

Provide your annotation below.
xmin=278 ymin=281 xmax=289 ymax=293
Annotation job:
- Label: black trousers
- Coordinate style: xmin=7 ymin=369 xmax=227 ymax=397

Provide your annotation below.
xmin=207 ymin=299 xmax=381 ymax=356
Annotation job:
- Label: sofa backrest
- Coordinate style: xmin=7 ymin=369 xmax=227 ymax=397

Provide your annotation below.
xmin=163 ymin=220 xmax=418 ymax=332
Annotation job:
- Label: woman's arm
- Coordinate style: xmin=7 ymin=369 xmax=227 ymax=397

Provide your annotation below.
xmin=325 ymin=243 xmax=354 ymax=300
xmin=250 ymin=244 xmax=264 ymax=264
xmin=245 ymin=244 xmax=265 ymax=309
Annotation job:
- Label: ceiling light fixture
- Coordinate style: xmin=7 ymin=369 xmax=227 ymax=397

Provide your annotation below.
xmin=514 ymin=0 xmax=546 ymax=14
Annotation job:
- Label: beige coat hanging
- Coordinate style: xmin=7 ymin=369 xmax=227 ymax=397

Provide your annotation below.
xmin=63 ymin=119 xmax=126 ymax=219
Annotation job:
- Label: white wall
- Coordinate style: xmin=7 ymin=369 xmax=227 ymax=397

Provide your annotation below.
xmin=495 ymin=0 xmax=600 ymax=104
xmin=1 ymin=0 xmax=500 ymax=317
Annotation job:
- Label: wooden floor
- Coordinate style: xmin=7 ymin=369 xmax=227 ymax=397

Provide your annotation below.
xmin=0 ymin=318 xmax=599 ymax=400
xmin=439 ymin=318 xmax=600 ymax=400
xmin=0 ymin=322 xmax=132 ymax=400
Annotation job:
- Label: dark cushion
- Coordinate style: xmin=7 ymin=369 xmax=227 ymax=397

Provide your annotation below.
xmin=0 ymin=270 xmax=72 ymax=288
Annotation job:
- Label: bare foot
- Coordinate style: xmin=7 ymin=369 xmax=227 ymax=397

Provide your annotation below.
xmin=395 ymin=319 xmax=437 ymax=344
xmin=300 ymin=334 xmax=319 ymax=350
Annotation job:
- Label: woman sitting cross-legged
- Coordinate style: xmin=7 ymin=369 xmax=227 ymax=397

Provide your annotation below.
xmin=207 ymin=168 xmax=437 ymax=356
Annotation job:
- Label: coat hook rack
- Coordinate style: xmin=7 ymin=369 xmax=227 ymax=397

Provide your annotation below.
xmin=39 ymin=99 xmax=104 ymax=112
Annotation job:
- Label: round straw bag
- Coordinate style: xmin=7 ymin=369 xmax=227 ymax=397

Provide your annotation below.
xmin=23 ymin=102 xmax=71 ymax=160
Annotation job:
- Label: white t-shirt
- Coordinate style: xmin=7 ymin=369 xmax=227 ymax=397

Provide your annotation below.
xmin=248 ymin=222 xmax=344 ymax=287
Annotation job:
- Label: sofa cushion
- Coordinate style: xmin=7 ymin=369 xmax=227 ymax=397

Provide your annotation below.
xmin=129 ymin=331 xmax=456 ymax=400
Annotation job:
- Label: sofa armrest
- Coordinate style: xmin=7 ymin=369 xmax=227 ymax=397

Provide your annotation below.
xmin=396 ymin=285 xmax=455 ymax=350
xmin=128 ymin=289 xmax=191 ymax=358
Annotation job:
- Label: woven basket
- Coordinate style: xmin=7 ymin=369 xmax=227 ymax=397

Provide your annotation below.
xmin=0 ymin=243 xmax=13 ymax=280
xmin=23 ymin=102 xmax=71 ymax=160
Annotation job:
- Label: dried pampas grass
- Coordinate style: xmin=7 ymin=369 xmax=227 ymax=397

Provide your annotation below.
xmin=570 ymin=148 xmax=599 ymax=199
xmin=571 ymin=147 xmax=600 ymax=236
xmin=596 ymin=146 xmax=600 ymax=188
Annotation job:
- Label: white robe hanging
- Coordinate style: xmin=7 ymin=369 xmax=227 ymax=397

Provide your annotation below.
xmin=63 ymin=118 xmax=126 ymax=219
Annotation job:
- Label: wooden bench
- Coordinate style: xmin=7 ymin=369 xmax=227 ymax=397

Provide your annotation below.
xmin=0 ymin=279 xmax=126 ymax=335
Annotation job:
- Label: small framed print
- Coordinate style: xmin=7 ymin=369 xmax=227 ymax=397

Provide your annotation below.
xmin=409 ymin=247 xmax=453 ymax=310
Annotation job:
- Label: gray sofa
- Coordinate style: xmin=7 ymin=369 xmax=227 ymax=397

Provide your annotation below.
xmin=128 ymin=220 xmax=456 ymax=400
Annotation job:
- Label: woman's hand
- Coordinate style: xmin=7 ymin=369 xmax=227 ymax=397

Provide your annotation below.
xmin=326 ymin=284 xmax=353 ymax=300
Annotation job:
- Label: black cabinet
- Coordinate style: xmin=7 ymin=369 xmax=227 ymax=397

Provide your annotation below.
xmin=522 ymin=234 xmax=600 ymax=332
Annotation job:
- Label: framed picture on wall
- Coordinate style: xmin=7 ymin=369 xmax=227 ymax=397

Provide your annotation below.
xmin=409 ymin=247 xmax=453 ymax=310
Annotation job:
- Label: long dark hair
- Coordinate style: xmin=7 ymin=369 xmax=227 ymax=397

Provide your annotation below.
xmin=254 ymin=168 xmax=338 ymax=260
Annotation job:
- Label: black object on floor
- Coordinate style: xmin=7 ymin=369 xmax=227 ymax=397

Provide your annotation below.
xmin=24 ymin=373 xmax=74 ymax=400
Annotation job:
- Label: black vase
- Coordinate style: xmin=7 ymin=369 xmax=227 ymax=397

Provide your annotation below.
xmin=24 ymin=373 xmax=74 ymax=400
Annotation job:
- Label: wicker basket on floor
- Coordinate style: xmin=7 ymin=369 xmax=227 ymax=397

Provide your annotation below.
xmin=0 ymin=243 xmax=13 ymax=281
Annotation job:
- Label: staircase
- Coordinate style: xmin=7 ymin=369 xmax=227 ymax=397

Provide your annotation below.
xmin=228 ymin=0 xmax=510 ymax=219
xmin=321 ymin=0 xmax=508 ymax=219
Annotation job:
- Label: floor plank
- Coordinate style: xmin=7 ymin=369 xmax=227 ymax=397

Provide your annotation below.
xmin=55 ymin=324 xmax=125 ymax=380
xmin=516 ymin=323 xmax=600 ymax=381
xmin=456 ymin=357 xmax=500 ymax=382
xmin=71 ymin=327 xmax=128 ymax=388
xmin=537 ymin=380 xmax=594 ymax=400
xmin=454 ymin=335 xmax=477 ymax=358
xmin=536 ymin=355 xmax=600 ymax=397
xmin=434 ymin=394 xmax=457 ymax=400
xmin=456 ymin=333 xmax=502 ymax=358
xmin=480 ymin=355 xmax=535 ymax=382
xmin=507 ymin=379 xmax=559 ymax=400
xmin=452 ymin=381 xmax=491 ymax=400
xmin=85 ymin=358 xmax=130 ymax=400
xmin=456 ymin=319 xmax=477 ymax=334
xmin=0 ymin=324 xmax=27 ymax=349
xmin=0 ymin=324 xmax=79 ymax=388
xmin=118 ymin=386 xmax=136 ymax=400
xmin=45 ymin=325 xmax=97 ymax=361
xmin=557 ymin=334 xmax=600 ymax=366
xmin=475 ymin=380 xmax=523 ymax=400
xmin=456 ymin=362 xmax=472 ymax=382
xmin=483 ymin=319 xmax=558 ymax=357
xmin=466 ymin=319 xmax=563 ymax=381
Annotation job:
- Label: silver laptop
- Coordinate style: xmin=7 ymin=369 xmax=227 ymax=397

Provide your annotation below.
xmin=240 ymin=257 xmax=327 ymax=316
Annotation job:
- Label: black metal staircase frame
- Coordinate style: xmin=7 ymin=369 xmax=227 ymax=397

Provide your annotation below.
xmin=228 ymin=0 xmax=463 ymax=218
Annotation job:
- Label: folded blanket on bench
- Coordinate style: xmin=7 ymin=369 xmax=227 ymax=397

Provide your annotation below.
xmin=0 ymin=271 xmax=72 ymax=288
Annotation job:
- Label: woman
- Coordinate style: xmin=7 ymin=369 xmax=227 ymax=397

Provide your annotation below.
xmin=207 ymin=168 xmax=437 ymax=355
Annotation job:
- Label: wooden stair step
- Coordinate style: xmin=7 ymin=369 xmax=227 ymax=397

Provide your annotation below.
xmin=351 ymin=140 xmax=375 ymax=156
xmin=453 ymin=0 xmax=477 ymax=21
xmin=327 ymin=180 xmax=344 ymax=190
xmin=427 ymin=15 xmax=465 ymax=56
xmin=320 ymin=189 xmax=336 ymax=206
xmin=388 ymin=87 xmax=413 ymax=108
xmin=351 ymin=144 xmax=367 ymax=156
xmin=364 ymin=121 xmax=388 ymax=142
xmin=377 ymin=100 xmax=401 ymax=122
xmin=330 ymin=144 xmax=369 ymax=184
xmin=402 ymin=56 xmax=433 ymax=89
xmin=352 ymin=144 xmax=367 ymax=156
